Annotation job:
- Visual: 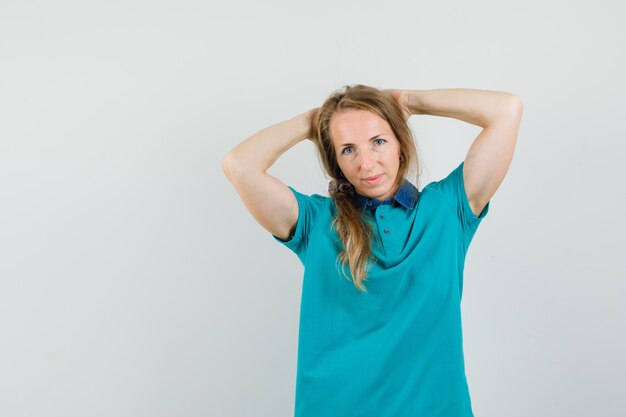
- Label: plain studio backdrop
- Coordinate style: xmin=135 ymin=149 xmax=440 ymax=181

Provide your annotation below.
xmin=1 ymin=0 xmax=624 ymax=416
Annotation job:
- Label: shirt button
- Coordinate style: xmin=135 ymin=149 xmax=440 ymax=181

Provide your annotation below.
xmin=379 ymin=213 xmax=384 ymax=219
xmin=383 ymin=228 xmax=390 ymax=234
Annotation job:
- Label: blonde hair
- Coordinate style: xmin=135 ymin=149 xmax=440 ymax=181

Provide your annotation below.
xmin=311 ymin=84 xmax=422 ymax=293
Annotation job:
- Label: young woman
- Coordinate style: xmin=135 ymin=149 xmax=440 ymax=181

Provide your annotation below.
xmin=222 ymin=85 xmax=523 ymax=417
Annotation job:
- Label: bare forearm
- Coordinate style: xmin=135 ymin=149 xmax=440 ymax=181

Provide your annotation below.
xmin=222 ymin=109 xmax=315 ymax=174
xmin=406 ymin=88 xmax=522 ymax=127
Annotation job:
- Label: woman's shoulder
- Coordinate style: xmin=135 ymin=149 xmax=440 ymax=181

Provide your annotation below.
xmin=285 ymin=186 xmax=335 ymax=216
xmin=287 ymin=186 xmax=331 ymax=201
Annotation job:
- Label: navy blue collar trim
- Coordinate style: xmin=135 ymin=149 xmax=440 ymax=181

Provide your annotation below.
xmin=354 ymin=178 xmax=419 ymax=212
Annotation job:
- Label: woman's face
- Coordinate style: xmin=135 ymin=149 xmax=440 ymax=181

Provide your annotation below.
xmin=330 ymin=109 xmax=401 ymax=202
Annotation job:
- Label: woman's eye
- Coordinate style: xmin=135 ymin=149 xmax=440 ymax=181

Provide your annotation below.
xmin=342 ymin=139 xmax=384 ymax=155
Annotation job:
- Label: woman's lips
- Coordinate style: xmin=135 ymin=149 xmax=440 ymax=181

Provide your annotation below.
xmin=363 ymin=174 xmax=383 ymax=185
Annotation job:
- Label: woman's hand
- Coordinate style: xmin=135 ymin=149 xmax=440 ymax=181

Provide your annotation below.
xmin=383 ymin=89 xmax=411 ymax=121
xmin=304 ymin=107 xmax=320 ymax=141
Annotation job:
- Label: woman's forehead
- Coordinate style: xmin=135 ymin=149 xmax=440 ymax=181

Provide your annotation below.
xmin=330 ymin=110 xmax=391 ymax=144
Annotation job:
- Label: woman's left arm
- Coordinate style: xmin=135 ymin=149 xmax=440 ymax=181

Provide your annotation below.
xmin=405 ymin=88 xmax=523 ymax=217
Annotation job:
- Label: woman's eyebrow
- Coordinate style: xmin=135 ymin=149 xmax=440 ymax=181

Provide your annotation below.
xmin=338 ymin=134 xmax=384 ymax=147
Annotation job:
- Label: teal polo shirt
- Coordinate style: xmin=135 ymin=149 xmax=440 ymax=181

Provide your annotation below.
xmin=272 ymin=161 xmax=489 ymax=417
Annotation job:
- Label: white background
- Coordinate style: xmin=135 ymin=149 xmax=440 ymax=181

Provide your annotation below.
xmin=1 ymin=1 xmax=624 ymax=416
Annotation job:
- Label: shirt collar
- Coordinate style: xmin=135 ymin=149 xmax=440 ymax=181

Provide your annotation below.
xmin=354 ymin=178 xmax=419 ymax=212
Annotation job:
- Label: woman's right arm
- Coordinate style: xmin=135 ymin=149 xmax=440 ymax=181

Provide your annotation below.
xmin=221 ymin=108 xmax=318 ymax=241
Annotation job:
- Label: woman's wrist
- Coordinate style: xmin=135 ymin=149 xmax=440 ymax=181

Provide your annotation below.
xmin=294 ymin=108 xmax=318 ymax=141
xmin=405 ymin=89 xmax=427 ymax=115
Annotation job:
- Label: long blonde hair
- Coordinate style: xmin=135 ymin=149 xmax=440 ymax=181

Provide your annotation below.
xmin=311 ymin=84 xmax=421 ymax=293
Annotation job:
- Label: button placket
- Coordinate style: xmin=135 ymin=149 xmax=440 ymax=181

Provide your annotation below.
xmin=376 ymin=206 xmax=390 ymax=235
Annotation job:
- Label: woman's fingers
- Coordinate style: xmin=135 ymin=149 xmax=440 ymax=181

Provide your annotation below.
xmin=384 ymin=89 xmax=411 ymax=121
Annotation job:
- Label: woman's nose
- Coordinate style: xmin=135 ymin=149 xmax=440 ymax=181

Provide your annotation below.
xmin=359 ymin=149 xmax=375 ymax=170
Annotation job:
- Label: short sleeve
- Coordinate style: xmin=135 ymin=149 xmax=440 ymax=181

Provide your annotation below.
xmin=432 ymin=161 xmax=490 ymax=250
xmin=271 ymin=186 xmax=323 ymax=263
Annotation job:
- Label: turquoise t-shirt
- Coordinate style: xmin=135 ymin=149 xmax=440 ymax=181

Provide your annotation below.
xmin=272 ymin=161 xmax=490 ymax=417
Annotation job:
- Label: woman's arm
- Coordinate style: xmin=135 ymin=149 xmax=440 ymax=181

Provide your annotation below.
xmin=222 ymin=108 xmax=318 ymax=240
xmin=405 ymin=88 xmax=521 ymax=128
xmin=398 ymin=88 xmax=523 ymax=217
xmin=223 ymin=108 xmax=317 ymax=172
